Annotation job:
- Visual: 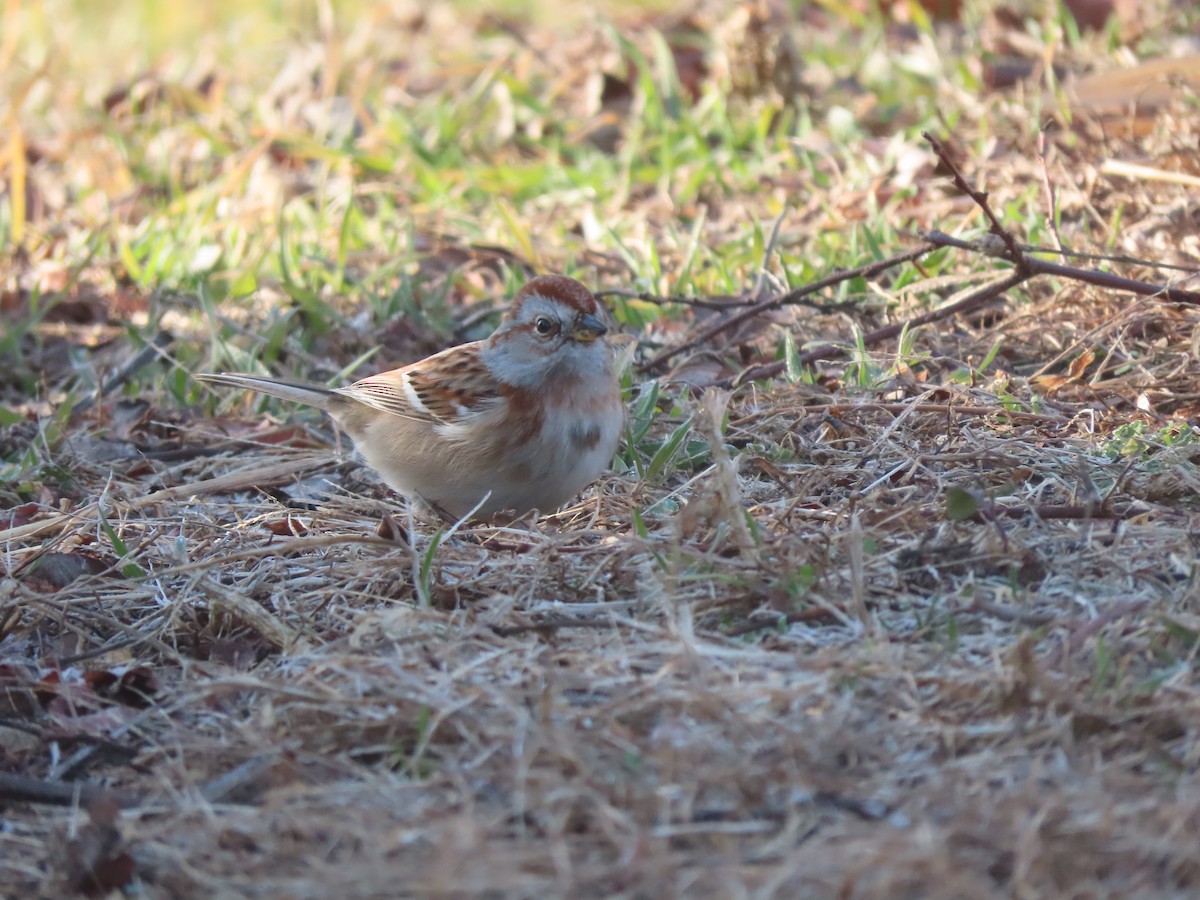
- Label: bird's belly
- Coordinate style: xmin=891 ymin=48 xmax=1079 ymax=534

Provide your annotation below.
xmin=359 ymin=406 xmax=620 ymax=519
xmin=501 ymin=407 xmax=622 ymax=512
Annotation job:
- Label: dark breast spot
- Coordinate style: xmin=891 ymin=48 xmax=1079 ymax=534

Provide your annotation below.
xmin=569 ymin=422 xmax=603 ymax=450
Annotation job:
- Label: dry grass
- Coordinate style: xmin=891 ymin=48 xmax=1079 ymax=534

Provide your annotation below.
xmin=3 ymin=1 xmax=1200 ymax=897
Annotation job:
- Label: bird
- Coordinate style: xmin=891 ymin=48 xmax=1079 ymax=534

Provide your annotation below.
xmin=196 ymin=274 xmax=624 ymax=521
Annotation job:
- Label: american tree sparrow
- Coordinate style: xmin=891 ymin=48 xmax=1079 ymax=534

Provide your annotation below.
xmin=197 ymin=275 xmax=623 ymax=520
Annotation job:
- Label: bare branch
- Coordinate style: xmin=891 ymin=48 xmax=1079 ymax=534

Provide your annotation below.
xmin=638 ymin=243 xmax=938 ymax=374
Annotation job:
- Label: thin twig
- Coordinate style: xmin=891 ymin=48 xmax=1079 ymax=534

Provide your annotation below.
xmin=595 ymin=289 xmax=761 ymax=311
xmin=748 ymin=401 xmax=1071 ymax=425
xmin=940 ymin=238 xmax=1200 ymax=273
xmin=923 ymin=231 xmax=1200 ymax=304
xmin=0 ymin=454 xmax=333 ymax=544
xmin=639 ymin=243 xmax=938 ymax=374
xmin=75 ymin=331 xmax=176 ymax=413
xmin=1036 ymin=127 xmax=1065 ymax=256
xmin=490 ymin=615 xmax=620 ymax=637
xmin=0 ymin=772 xmax=140 ymax=809
xmin=1044 ymin=600 xmax=1151 ymax=668
xmin=969 ymin=598 xmax=1056 ymax=627
xmin=640 ymin=134 xmax=1197 ymax=386
xmin=968 ymin=503 xmax=1142 ymax=523
xmin=719 ymin=606 xmax=843 ymax=637
xmin=751 ymin=207 xmax=789 ymax=300
xmin=730 ymin=269 xmax=1025 ymax=386
xmin=923 ymin=131 xmax=1031 ymax=276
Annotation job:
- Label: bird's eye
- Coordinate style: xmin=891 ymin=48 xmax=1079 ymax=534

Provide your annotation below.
xmin=534 ymin=316 xmax=557 ymax=336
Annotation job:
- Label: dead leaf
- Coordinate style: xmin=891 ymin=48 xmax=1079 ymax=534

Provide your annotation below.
xmin=1066 ymin=348 xmax=1096 ymax=382
xmin=1064 ymin=55 xmax=1200 ymax=136
xmin=375 ymin=512 xmax=410 ymax=544
xmin=0 ymin=663 xmax=41 ymax=718
xmin=1062 ymin=0 xmax=1139 ymax=33
xmin=63 ymin=796 xmax=136 ymax=896
xmin=263 ymin=515 xmax=310 ymax=536
xmin=205 ymin=636 xmax=271 ymax=670
xmin=84 ymin=666 xmax=161 ymax=708
xmin=0 ymin=502 xmax=40 ymax=531
xmin=1032 ymin=349 xmax=1096 ymax=395
xmin=21 ymin=552 xmax=118 ymax=592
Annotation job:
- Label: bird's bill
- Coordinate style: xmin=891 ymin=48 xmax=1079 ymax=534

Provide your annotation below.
xmin=572 ymin=314 xmax=608 ymax=343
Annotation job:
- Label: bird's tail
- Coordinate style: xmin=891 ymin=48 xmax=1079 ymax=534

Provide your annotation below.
xmin=194 ymin=373 xmax=335 ymax=410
